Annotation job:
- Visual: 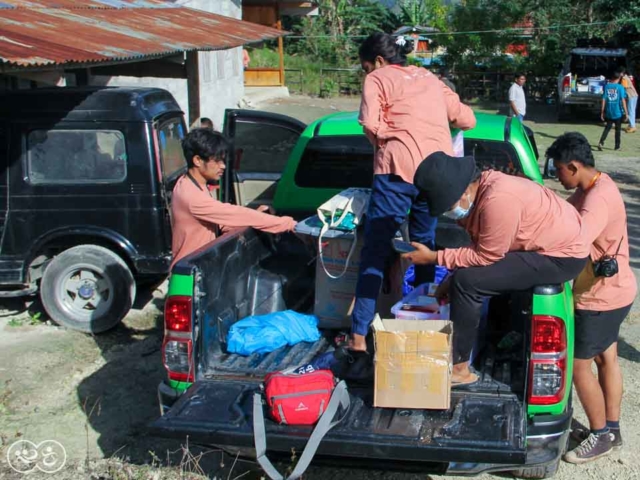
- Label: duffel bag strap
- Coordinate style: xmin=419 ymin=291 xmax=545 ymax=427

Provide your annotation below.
xmin=253 ymin=380 xmax=350 ymax=480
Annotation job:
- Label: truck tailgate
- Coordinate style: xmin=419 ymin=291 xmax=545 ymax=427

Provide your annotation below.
xmin=150 ymin=379 xmax=526 ymax=465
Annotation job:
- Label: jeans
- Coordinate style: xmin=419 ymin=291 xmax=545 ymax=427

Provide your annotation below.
xmin=517 ymin=113 xmax=525 ymax=122
xmin=628 ymin=96 xmax=638 ymax=128
xmin=449 ymin=252 xmax=587 ymax=363
xmin=600 ymin=117 xmax=623 ymax=149
xmin=351 ymin=174 xmax=438 ymax=336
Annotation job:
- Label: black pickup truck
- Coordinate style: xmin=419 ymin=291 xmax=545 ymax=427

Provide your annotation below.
xmin=150 ymin=111 xmax=572 ymax=478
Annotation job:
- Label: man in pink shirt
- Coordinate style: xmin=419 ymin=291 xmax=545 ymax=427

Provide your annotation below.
xmin=547 ymin=132 xmax=636 ymax=464
xmin=404 ymin=152 xmax=589 ymax=386
xmin=350 ymin=33 xmax=476 ymax=352
xmin=170 ymin=129 xmax=296 ymax=268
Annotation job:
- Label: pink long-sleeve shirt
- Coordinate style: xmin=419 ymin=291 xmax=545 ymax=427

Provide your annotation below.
xmin=437 ymin=171 xmax=590 ymax=269
xmin=170 ymin=175 xmax=296 ymax=267
xmin=358 ymin=65 xmax=476 ymax=184
xmin=568 ymin=173 xmax=637 ymax=311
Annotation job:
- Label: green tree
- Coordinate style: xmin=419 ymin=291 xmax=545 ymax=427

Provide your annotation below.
xmin=395 ymin=0 xmax=449 ymax=31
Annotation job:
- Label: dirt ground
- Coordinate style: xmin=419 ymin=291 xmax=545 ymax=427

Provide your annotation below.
xmin=1 ymin=95 xmax=640 ymax=480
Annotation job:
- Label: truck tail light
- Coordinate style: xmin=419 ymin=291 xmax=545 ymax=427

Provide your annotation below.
xmin=162 ymin=296 xmax=194 ymax=382
xmin=528 ymin=315 xmax=567 ymax=405
xmin=562 ymin=75 xmax=571 ymax=94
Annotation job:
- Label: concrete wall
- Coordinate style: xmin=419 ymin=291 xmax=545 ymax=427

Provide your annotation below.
xmin=90 ymin=0 xmax=244 ymax=131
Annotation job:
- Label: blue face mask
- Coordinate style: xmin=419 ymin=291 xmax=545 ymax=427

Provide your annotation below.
xmin=443 ymin=194 xmax=473 ymax=220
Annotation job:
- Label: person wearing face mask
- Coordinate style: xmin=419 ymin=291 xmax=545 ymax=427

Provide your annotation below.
xmin=350 ymin=32 xmax=476 ymax=352
xmin=403 ymin=152 xmax=590 ymax=385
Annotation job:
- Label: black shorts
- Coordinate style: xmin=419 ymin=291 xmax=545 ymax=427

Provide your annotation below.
xmin=574 ymin=304 xmax=633 ymax=359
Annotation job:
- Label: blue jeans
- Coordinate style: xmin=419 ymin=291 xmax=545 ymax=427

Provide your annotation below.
xmin=517 ymin=114 xmax=525 ymax=122
xmin=351 ymin=174 xmax=438 ymax=336
xmin=628 ymin=96 xmax=637 ymax=128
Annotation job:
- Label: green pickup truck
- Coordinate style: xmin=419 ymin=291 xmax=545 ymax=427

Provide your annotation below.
xmin=151 ymin=110 xmax=573 ymax=479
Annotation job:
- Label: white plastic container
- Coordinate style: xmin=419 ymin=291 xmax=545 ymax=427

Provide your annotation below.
xmin=390 ymin=283 xmax=450 ymax=320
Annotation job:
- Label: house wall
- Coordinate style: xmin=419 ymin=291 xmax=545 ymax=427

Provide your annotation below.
xmin=90 ymin=0 xmax=244 ymax=131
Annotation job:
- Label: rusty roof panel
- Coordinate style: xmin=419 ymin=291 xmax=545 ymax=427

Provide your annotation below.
xmin=0 ymin=3 xmax=286 ymax=69
xmin=0 ymin=0 xmax=174 ymax=8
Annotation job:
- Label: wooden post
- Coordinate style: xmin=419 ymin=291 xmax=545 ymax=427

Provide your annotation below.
xmin=186 ymin=51 xmax=200 ymax=126
xmin=277 ymin=20 xmax=285 ymax=87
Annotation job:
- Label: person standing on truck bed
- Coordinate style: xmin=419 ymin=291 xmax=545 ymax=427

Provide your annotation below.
xmin=170 ymin=129 xmax=296 ymax=268
xmin=349 ymin=32 xmax=476 ymax=352
xmin=508 ymin=73 xmax=527 ymax=122
xmin=598 ymin=70 xmax=628 ymax=151
xmin=547 ymin=132 xmax=636 ymax=464
xmin=403 ymin=152 xmax=590 ymax=385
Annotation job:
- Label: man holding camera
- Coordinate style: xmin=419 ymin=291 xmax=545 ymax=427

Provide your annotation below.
xmin=547 ymin=132 xmax=637 ymax=464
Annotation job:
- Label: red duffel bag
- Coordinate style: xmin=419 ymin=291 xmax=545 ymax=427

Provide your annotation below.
xmin=254 ymin=369 xmax=350 ymax=480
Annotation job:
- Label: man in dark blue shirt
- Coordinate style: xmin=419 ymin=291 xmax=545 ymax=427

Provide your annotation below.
xmin=598 ymin=70 xmax=628 ymax=151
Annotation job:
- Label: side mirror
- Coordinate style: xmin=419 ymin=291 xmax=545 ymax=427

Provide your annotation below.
xmin=543 ymin=157 xmax=557 ymax=179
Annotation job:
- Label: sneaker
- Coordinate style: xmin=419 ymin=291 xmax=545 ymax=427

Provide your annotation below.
xmin=564 ymin=432 xmax=613 ymax=464
xmin=626 ymin=127 xmax=637 ymax=133
xmin=597 ymin=143 xmax=604 ymax=151
xmin=572 ymin=427 xmax=623 ymax=450
xmin=615 ymin=146 xmax=621 ymax=151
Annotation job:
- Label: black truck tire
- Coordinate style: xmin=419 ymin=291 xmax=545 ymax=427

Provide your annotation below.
xmin=511 ymin=459 xmax=560 ymax=479
xmin=40 ymin=245 xmax=136 ymax=333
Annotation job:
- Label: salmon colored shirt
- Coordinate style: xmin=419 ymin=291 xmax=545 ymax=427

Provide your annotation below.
xmin=568 ymin=173 xmax=637 ymax=311
xmin=359 ymin=65 xmax=476 ymax=184
xmin=437 ymin=171 xmax=589 ymax=269
xmin=170 ymin=175 xmax=296 ymax=268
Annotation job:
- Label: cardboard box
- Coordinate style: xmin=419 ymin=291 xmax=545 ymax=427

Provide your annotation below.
xmin=372 ymin=315 xmax=453 ymax=410
xmin=314 ymin=235 xmax=404 ymax=329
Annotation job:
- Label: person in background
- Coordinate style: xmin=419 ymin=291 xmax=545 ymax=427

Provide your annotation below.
xmin=547 ymin=132 xmax=636 ymax=464
xmin=170 ymin=129 xmax=295 ymax=268
xmin=242 ymin=49 xmax=251 ymax=69
xmin=349 ymin=32 xmax=476 ymax=352
xmin=598 ymin=70 xmax=628 ymax=151
xmin=618 ymin=66 xmax=637 ymax=133
xmin=200 ymin=117 xmax=214 ymax=130
xmin=508 ymin=73 xmax=527 ymax=121
xmin=403 ymin=152 xmax=589 ymax=385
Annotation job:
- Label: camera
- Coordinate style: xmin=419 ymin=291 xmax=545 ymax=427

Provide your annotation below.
xmin=593 ymin=256 xmax=619 ymax=278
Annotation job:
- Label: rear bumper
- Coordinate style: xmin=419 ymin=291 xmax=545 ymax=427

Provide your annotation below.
xmin=560 ymin=95 xmax=600 ymax=108
xmin=447 ymin=430 xmax=568 ymax=475
xmin=133 ymin=254 xmax=171 ymax=275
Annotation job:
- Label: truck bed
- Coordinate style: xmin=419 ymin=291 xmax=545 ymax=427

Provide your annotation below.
xmin=152 ymin=230 xmax=529 ymax=469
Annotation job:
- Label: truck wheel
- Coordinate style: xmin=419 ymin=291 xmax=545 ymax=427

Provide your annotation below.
xmin=511 ymin=459 xmax=559 ymax=479
xmin=40 ymin=245 xmax=136 ymax=333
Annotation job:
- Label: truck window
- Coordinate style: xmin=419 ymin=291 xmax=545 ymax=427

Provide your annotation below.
xmin=295 ymin=136 xmax=374 ymax=189
xmin=234 ymin=120 xmax=299 ymax=174
xmin=157 ymin=119 xmax=186 ymax=179
xmin=464 ymin=139 xmax=522 ymax=175
xmin=26 ymin=130 xmax=127 ymax=185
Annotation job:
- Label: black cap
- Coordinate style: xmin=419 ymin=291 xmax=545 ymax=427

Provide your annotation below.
xmin=414 ymin=152 xmax=477 ymax=216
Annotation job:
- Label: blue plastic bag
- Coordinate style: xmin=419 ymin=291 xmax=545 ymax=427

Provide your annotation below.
xmin=226 ymin=310 xmax=321 ymax=356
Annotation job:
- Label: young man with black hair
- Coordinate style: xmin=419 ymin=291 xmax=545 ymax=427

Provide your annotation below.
xmin=547 ymin=132 xmax=636 ymax=464
xmin=402 ymin=152 xmax=589 ymax=386
xmin=599 ymin=70 xmax=628 ymax=151
xmin=170 ymin=129 xmax=295 ymax=267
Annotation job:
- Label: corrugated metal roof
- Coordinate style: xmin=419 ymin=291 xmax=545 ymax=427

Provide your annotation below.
xmin=0 ymin=0 xmax=176 ymax=8
xmin=0 ymin=1 xmax=286 ymax=70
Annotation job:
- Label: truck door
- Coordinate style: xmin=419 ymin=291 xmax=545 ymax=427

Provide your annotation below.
xmin=154 ymin=116 xmax=188 ymax=245
xmin=223 ymin=110 xmax=305 ymax=208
